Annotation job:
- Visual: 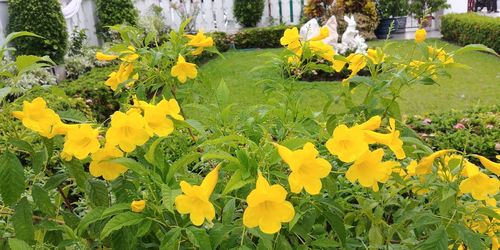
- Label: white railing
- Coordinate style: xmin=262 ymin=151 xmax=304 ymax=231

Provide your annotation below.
xmin=0 ymin=0 xmax=306 ymax=46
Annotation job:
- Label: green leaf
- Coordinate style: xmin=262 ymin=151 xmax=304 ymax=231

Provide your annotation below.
xmin=32 ymin=150 xmax=47 ymax=175
xmin=76 ymin=207 xmax=106 ymax=235
xmin=311 ymin=238 xmax=339 ymax=248
xmin=187 ymin=227 xmax=212 ymax=250
xmin=3 ymin=31 xmax=42 ymax=46
xmin=185 ymin=119 xmax=206 ymax=135
xmin=0 ymin=151 xmax=25 ymax=205
xmin=222 ymin=199 xmax=236 ymax=224
xmin=15 ymin=55 xmax=44 ymax=73
xmin=8 ymin=238 xmax=32 ymax=250
xmin=0 ymin=87 xmax=12 ymax=101
xmin=9 ymin=139 xmax=34 ymax=153
xmin=64 ymin=161 xmax=88 ymax=191
xmin=32 ymin=184 xmax=56 ymax=216
xmin=160 ymin=228 xmax=182 ymax=250
xmin=107 ymin=157 xmax=146 ymax=176
xmin=100 ymin=212 xmax=145 ymax=240
xmin=87 ymin=179 xmax=110 ymax=207
xmin=44 ymin=173 xmax=68 ymax=190
xmin=451 ymin=224 xmax=483 ymax=250
xmin=210 ymin=224 xmax=233 ymax=249
xmin=161 ymin=184 xmax=181 ymax=214
xmin=323 ymin=211 xmax=347 ymax=246
xmin=202 ymin=151 xmax=239 ymax=164
xmin=368 ymin=224 xmax=383 ymax=246
xmin=216 ymin=79 xmax=230 ymax=105
xmin=145 ymin=137 xmax=166 ymax=165
xmin=477 ymin=207 xmax=500 ymax=220
xmin=12 ymin=197 xmax=35 ymax=243
xmin=222 ymin=170 xmax=253 ymax=195
xmin=166 ymin=152 xmax=200 ymax=183
xmin=420 ymin=227 xmax=448 ymax=250
xmin=454 ymin=44 xmax=498 ymax=56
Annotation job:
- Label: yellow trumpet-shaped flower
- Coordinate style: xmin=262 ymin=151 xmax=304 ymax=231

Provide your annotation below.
xmin=143 ymin=100 xmax=175 ymax=137
xmin=347 ymin=53 xmax=367 ymax=75
xmin=175 ymin=165 xmax=220 ymax=226
xmin=12 ymin=97 xmax=64 ymax=138
xmin=275 ymin=142 xmax=332 ymax=195
xmin=280 ymin=27 xmax=302 ymax=56
xmin=89 ymin=146 xmax=128 ymax=180
xmin=105 ymin=63 xmax=135 ymax=91
xmin=105 ymin=111 xmax=151 ymax=152
xmin=332 ymin=59 xmax=347 ymax=72
xmin=414 ymin=28 xmax=427 ymax=43
xmin=325 ymin=116 xmax=381 ymax=163
xmin=428 ymin=46 xmax=454 ymax=64
xmin=131 ymin=200 xmax=146 ymax=213
xmin=472 ymin=155 xmax=500 ymax=176
xmin=459 ymin=172 xmax=499 ymax=200
xmin=120 ymin=46 xmax=139 ymax=63
xmin=309 ymin=40 xmax=335 ymax=62
xmin=186 ymin=30 xmax=214 ymax=55
xmin=310 ymin=26 xmax=329 ymax=41
xmin=61 ymin=124 xmax=100 ymax=160
xmin=364 ymin=118 xmax=406 ymax=159
xmin=243 ymin=173 xmax=295 ymax=234
xmin=346 ymin=149 xmax=396 ymax=192
xmin=366 ymin=48 xmax=386 ymax=65
xmin=96 ymin=52 xmax=118 ymax=61
xmin=416 ymin=149 xmax=452 ymax=175
xmin=171 ymin=55 xmax=198 ymax=83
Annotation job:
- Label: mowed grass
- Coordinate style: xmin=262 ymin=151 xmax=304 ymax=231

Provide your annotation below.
xmin=197 ymin=39 xmax=500 ymax=115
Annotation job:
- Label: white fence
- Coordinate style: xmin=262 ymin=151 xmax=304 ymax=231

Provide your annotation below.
xmin=0 ymin=0 xmax=306 ymax=46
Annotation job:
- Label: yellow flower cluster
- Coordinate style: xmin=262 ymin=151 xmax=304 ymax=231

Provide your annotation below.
xmin=13 ymin=97 xmax=184 ymax=181
xmin=97 ymin=46 xmax=140 ymax=91
xmin=325 ymin=116 xmax=405 ymax=191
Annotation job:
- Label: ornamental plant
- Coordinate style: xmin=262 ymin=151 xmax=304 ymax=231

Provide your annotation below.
xmin=0 ymin=20 xmax=499 ymax=249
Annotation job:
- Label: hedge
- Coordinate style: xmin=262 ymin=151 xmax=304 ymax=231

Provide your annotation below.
xmin=7 ymin=0 xmax=68 ymax=63
xmin=233 ymin=25 xmax=297 ymax=49
xmin=441 ymin=13 xmax=500 ymax=52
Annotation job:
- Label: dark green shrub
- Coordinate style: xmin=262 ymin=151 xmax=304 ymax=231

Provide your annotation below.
xmin=441 ymin=13 xmax=500 ymax=52
xmin=406 ymin=106 xmax=499 ymax=160
xmin=96 ymin=0 xmax=138 ymax=41
xmin=7 ymin=0 xmax=68 ymax=63
xmin=60 ymin=66 xmax=120 ymax=122
xmin=234 ymin=25 xmax=296 ymax=49
xmin=233 ymin=0 xmax=265 ymax=27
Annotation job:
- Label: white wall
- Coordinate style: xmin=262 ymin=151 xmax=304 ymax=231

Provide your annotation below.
xmin=444 ymin=0 xmax=468 ymax=14
xmin=0 ymin=0 xmax=306 ymax=47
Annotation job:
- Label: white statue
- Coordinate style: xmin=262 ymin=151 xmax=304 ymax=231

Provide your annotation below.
xmin=336 ymin=15 xmax=368 ymax=54
xmin=299 ymin=18 xmax=321 ymax=41
xmin=323 ymin=15 xmax=339 ymax=46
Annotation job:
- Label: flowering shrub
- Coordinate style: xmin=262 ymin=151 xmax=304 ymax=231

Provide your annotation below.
xmin=0 ymin=23 xmax=499 ymax=249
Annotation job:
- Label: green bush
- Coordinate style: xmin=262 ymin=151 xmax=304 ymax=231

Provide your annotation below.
xmin=233 ymin=0 xmax=265 ymax=27
xmin=60 ymin=67 xmax=120 ymax=122
xmin=95 ymin=0 xmax=138 ymax=41
xmin=7 ymin=0 xmax=68 ymax=63
xmin=234 ymin=25 xmax=296 ymax=49
xmin=441 ymin=13 xmax=500 ymax=52
xmin=406 ymin=106 xmax=499 ymax=160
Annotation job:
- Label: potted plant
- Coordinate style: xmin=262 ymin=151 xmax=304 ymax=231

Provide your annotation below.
xmin=409 ymin=0 xmax=450 ymax=28
xmin=375 ymin=0 xmax=409 ymax=38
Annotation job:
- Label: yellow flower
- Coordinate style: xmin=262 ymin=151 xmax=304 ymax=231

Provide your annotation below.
xmin=406 ymin=160 xmax=418 ymax=177
xmin=325 ymin=116 xmax=381 ymax=163
xmin=89 ymin=146 xmax=128 ymax=180
xmin=243 ymin=173 xmax=295 ymax=234
xmin=186 ymin=30 xmax=214 ymax=56
xmin=364 ymin=118 xmax=406 ymax=159
xmin=120 ymin=46 xmax=139 ymax=63
xmin=414 ymin=29 xmax=427 ymax=43
xmin=472 ymin=155 xmax=500 ymax=176
xmin=175 ymin=165 xmax=220 ymax=226
xmin=12 ymin=97 xmax=64 ymax=138
xmin=280 ymin=27 xmax=302 ymax=56
xmin=416 ymin=149 xmax=452 ymax=175
xmin=346 ymin=149 xmax=396 ymax=192
xmin=143 ymin=100 xmax=175 ymax=137
xmin=275 ymin=142 xmax=332 ymax=195
xmin=310 ymin=26 xmax=329 ymax=41
xmin=105 ymin=63 xmax=135 ymax=91
xmin=366 ymin=48 xmax=386 ymax=65
xmin=309 ymin=40 xmax=335 ymax=62
xmin=131 ymin=200 xmax=146 ymax=213
xmin=105 ymin=111 xmax=151 ymax=152
xmin=332 ymin=59 xmax=347 ymax=72
xmin=343 ymin=53 xmax=367 ymax=85
xmin=61 ymin=124 xmax=100 ymax=160
xmin=96 ymin=52 xmax=118 ymax=61
xmin=287 ymin=55 xmax=301 ymax=65
xmin=428 ymin=46 xmax=454 ymax=64
xmin=171 ymin=55 xmax=197 ymax=83
xmin=459 ymin=172 xmax=499 ymax=200
xmin=164 ymin=99 xmax=184 ymax=121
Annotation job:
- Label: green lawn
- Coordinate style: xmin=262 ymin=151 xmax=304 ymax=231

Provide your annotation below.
xmin=197 ymin=39 xmax=500 ymax=115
